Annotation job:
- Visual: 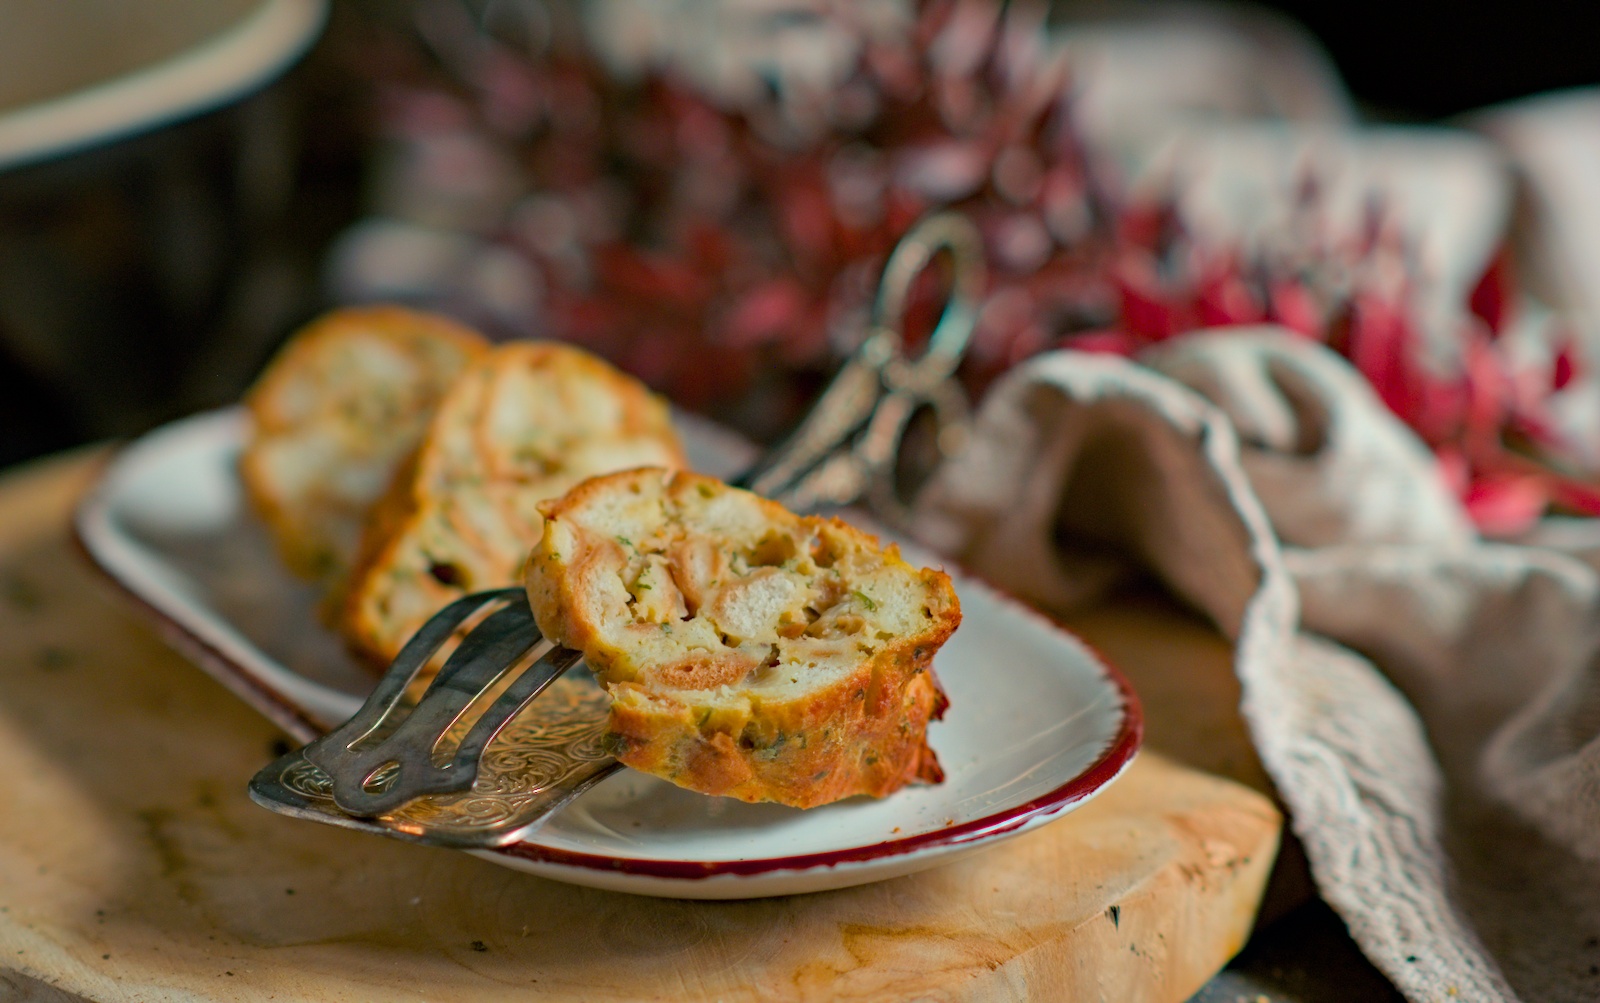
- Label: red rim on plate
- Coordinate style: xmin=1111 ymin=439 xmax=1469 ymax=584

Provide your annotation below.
xmin=73 ymin=428 xmax=1144 ymax=884
xmin=496 ymin=664 xmax=1141 ymax=879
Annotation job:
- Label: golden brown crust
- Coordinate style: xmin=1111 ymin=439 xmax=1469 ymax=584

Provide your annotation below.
xmin=240 ymin=306 xmax=488 ymax=581
xmin=340 ymin=342 xmax=686 ymax=666
xmin=603 ymin=643 xmax=950 ymax=808
xmin=526 ymin=468 xmax=960 ymax=809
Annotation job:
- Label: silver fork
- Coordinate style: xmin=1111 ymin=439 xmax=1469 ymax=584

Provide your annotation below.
xmin=248 ymin=211 xmax=984 ymax=849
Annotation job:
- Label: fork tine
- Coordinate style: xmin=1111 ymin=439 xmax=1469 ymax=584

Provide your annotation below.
xmin=316 ymin=587 xmax=525 ymax=754
xmin=354 ymin=599 xmax=541 ymax=766
xmin=451 ymin=643 xmax=585 ymax=773
xmin=314 ymin=639 xmax=583 ymax=817
xmin=305 ymin=587 xmax=552 ymax=815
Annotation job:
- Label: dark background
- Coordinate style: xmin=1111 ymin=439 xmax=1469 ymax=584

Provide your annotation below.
xmin=1 ymin=0 xmax=1598 ymax=471
xmin=1264 ymin=0 xmax=1600 ymax=118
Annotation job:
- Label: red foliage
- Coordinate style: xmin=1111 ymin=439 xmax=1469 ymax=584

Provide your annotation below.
xmin=363 ymin=0 xmax=1597 ymax=533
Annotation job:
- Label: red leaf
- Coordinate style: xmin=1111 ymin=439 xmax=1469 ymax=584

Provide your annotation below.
xmin=1196 ymin=266 xmax=1264 ymax=327
xmin=1346 ymin=294 xmax=1469 ymax=446
xmin=1548 ymin=475 xmax=1600 ymax=516
xmin=1461 ymin=334 xmax=1512 ymax=449
xmin=1553 ymin=335 xmax=1583 ymax=391
xmin=1468 ymin=246 xmax=1514 ymax=336
xmin=1462 ymin=472 xmax=1549 ymax=537
xmin=1113 ymin=253 xmax=1184 ymax=341
xmin=1268 ymin=281 xmax=1323 ymax=339
xmin=1061 ymin=329 xmax=1140 ymax=356
xmin=721 ymin=280 xmax=808 ymax=348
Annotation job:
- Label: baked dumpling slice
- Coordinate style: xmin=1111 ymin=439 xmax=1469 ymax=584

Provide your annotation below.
xmin=341 ymin=342 xmax=686 ymax=664
xmin=240 ymin=306 xmax=488 ymax=581
xmin=526 ymin=467 xmax=960 ymax=809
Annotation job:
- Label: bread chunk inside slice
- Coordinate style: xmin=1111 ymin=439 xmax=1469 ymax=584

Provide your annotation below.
xmin=527 ymin=468 xmax=960 ymax=808
xmin=341 ymin=342 xmax=685 ymax=665
xmin=240 ymin=306 xmax=487 ymax=581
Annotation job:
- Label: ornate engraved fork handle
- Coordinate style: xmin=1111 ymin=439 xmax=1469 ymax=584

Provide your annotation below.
xmin=251 ymin=669 xmax=618 ymax=848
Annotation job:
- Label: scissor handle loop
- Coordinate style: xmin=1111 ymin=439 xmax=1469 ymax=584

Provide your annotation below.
xmin=868 ymin=212 xmax=986 ymax=394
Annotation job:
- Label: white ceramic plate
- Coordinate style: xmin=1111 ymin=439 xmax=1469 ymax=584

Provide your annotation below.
xmin=75 ymin=408 xmax=1141 ymax=899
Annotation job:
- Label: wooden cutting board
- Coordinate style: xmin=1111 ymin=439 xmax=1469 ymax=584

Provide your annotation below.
xmin=0 ymin=450 xmax=1282 ymax=1002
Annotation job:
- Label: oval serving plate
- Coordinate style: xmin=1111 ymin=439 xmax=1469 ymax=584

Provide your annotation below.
xmin=75 ymin=408 xmax=1142 ymax=899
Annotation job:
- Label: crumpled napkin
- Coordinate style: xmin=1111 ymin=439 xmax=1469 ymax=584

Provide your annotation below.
xmin=916 ymin=327 xmax=1600 ymax=1002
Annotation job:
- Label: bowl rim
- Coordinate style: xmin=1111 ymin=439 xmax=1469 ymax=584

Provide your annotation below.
xmin=0 ymin=0 xmax=327 ymax=173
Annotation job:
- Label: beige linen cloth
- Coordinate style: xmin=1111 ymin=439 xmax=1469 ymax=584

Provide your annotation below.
xmin=916 ymin=328 xmax=1600 ymax=1002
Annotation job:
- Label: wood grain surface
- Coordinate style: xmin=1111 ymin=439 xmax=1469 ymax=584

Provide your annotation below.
xmin=0 ymin=450 xmax=1282 ymax=1002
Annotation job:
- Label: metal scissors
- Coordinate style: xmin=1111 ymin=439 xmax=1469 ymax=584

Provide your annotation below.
xmin=736 ymin=211 xmax=986 ymax=525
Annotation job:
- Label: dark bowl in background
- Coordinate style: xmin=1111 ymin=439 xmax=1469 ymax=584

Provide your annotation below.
xmin=0 ymin=0 xmax=358 ymax=468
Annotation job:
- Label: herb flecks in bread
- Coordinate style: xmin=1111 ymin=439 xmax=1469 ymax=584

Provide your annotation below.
xmin=240 ymin=307 xmax=488 ymax=581
xmin=527 ymin=468 xmax=959 ymax=808
xmin=341 ymin=343 xmax=685 ymax=664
